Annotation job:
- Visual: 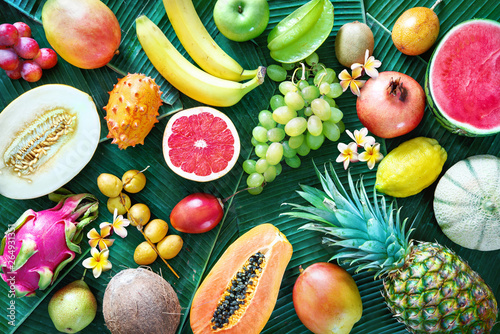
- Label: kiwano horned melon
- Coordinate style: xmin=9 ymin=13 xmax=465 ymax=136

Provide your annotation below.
xmin=425 ymin=19 xmax=500 ymax=136
xmin=190 ymin=223 xmax=293 ymax=334
xmin=104 ymin=73 xmax=163 ymax=149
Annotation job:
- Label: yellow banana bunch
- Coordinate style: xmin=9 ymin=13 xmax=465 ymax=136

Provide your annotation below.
xmin=136 ymin=15 xmax=265 ymax=108
xmin=163 ymin=0 xmax=259 ymax=81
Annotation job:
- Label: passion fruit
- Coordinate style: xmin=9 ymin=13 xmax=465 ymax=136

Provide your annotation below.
xmin=334 ymin=21 xmax=374 ymax=67
xmin=391 ymin=0 xmax=442 ymax=56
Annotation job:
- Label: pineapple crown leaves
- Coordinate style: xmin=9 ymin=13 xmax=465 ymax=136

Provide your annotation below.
xmin=283 ymin=162 xmax=415 ymax=278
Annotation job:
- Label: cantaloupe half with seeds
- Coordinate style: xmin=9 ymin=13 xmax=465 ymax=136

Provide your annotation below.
xmin=433 ymin=155 xmax=500 ymax=251
xmin=425 ymin=19 xmax=500 ymax=136
xmin=0 ymin=84 xmax=100 ymax=200
xmin=190 ymin=223 xmax=293 ymax=334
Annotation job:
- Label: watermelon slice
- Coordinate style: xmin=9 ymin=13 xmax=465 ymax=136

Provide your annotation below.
xmin=425 ymin=19 xmax=500 ymax=136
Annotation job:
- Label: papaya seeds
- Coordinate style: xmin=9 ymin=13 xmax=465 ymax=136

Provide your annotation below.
xmin=334 ymin=21 xmax=374 ymax=67
xmin=103 ymin=268 xmax=180 ymax=334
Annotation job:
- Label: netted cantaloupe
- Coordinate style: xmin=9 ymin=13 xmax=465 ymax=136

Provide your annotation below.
xmin=434 ymin=155 xmax=500 ymax=251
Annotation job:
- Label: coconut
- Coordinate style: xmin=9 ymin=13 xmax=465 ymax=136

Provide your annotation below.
xmin=103 ymin=268 xmax=181 ymax=334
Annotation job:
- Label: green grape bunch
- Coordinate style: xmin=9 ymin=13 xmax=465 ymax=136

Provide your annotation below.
xmin=244 ymin=53 xmax=346 ymax=195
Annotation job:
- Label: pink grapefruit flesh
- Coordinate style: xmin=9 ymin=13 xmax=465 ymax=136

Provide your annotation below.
xmin=163 ymin=107 xmax=240 ymax=182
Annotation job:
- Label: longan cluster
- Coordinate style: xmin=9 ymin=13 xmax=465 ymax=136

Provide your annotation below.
xmin=96 ymin=168 xmax=183 ymax=267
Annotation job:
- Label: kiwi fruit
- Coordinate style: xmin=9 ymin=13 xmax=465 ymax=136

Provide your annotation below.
xmin=334 ymin=21 xmax=375 ymax=67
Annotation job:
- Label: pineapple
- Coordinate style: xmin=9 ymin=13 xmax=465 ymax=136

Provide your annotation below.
xmin=285 ymin=163 xmax=498 ymax=333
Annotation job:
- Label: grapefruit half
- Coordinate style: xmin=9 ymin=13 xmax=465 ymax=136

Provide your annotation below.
xmin=163 ymin=107 xmax=240 ymax=182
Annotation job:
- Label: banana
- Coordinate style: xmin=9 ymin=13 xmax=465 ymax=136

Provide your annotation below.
xmin=136 ymin=15 xmax=265 ymax=108
xmin=162 ymin=0 xmax=259 ymax=82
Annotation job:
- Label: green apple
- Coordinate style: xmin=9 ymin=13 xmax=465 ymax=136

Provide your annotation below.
xmin=213 ymin=0 xmax=269 ymax=42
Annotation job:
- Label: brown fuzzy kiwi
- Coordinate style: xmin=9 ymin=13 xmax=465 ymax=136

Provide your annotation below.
xmin=103 ymin=268 xmax=181 ymax=334
xmin=334 ymin=21 xmax=375 ymax=67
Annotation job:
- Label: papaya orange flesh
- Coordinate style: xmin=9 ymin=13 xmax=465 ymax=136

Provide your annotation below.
xmin=190 ymin=223 xmax=293 ymax=334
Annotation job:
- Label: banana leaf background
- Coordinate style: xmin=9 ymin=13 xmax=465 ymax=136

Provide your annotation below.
xmin=1 ymin=0 xmax=499 ymax=333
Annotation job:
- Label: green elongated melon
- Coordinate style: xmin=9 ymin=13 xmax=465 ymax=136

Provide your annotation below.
xmin=433 ymin=155 xmax=500 ymax=251
xmin=0 ymin=85 xmax=100 ymax=200
xmin=425 ymin=19 xmax=500 ymax=136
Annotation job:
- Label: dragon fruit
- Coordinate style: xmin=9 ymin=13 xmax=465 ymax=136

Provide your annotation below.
xmin=0 ymin=192 xmax=98 ymax=297
xmin=104 ymin=73 xmax=163 ymax=149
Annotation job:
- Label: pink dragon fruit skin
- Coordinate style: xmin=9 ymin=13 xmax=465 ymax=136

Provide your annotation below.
xmin=0 ymin=192 xmax=98 ymax=297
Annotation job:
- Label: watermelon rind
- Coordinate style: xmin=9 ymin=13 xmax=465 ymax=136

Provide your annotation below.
xmin=425 ymin=18 xmax=500 ymax=137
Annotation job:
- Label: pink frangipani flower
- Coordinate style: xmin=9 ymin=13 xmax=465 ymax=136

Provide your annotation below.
xmin=87 ymin=225 xmax=114 ymax=251
xmin=339 ymin=67 xmax=366 ymax=96
xmin=351 ymin=49 xmax=382 ymax=79
xmin=336 ymin=142 xmax=359 ymax=170
xmin=82 ymin=247 xmax=112 ymax=279
xmin=358 ymin=143 xmax=384 ymax=170
xmin=346 ymin=127 xmax=376 ymax=147
xmin=100 ymin=208 xmax=131 ymax=238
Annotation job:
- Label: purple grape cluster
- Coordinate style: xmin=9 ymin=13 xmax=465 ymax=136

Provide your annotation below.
xmin=0 ymin=22 xmax=58 ymax=82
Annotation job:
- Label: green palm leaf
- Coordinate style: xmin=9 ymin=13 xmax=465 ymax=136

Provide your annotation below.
xmin=1 ymin=0 xmax=498 ymax=333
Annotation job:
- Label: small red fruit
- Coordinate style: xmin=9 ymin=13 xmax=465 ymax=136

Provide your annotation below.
xmin=293 ymin=262 xmax=363 ymax=334
xmin=170 ymin=193 xmax=224 ymax=234
xmin=0 ymin=48 xmax=20 ymax=71
xmin=33 ymin=48 xmax=58 ymax=69
xmin=0 ymin=23 xmax=19 ymax=46
xmin=5 ymin=60 xmax=23 ymax=80
xmin=356 ymin=71 xmax=425 ymax=138
xmin=21 ymin=60 xmax=43 ymax=82
xmin=14 ymin=37 xmax=39 ymax=59
xmin=13 ymin=22 xmax=31 ymax=38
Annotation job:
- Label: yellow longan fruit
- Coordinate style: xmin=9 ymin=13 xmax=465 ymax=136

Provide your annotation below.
xmin=122 ymin=169 xmax=147 ymax=193
xmin=127 ymin=203 xmax=151 ymax=227
xmin=107 ymin=193 xmax=131 ymax=215
xmin=134 ymin=241 xmax=157 ymax=265
xmin=144 ymin=219 xmax=169 ymax=243
xmin=157 ymin=235 xmax=183 ymax=260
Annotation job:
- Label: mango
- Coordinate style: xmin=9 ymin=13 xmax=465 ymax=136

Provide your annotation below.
xmin=42 ymin=0 xmax=121 ymax=69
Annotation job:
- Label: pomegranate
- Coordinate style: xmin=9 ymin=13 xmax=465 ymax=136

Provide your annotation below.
xmin=170 ymin=193 xmax=224 ymax=234
xmin=293 ymin=262 xmax=363 ymax=334
xmin=356 ymin=71 xmax=425 ymax=138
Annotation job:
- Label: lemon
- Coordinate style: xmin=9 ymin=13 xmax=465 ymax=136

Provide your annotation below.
xmin=375 ymin=137 xmax=447 ymax=198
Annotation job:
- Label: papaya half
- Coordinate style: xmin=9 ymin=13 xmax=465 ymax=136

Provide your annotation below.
xmin=190 ymin=223 xmax=293 ymax=334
